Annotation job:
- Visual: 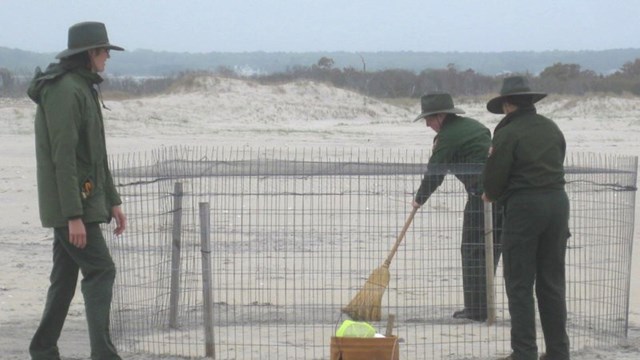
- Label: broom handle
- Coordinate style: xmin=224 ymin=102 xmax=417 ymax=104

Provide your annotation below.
xmin=383 ymin=206 xmax=418 ymax=267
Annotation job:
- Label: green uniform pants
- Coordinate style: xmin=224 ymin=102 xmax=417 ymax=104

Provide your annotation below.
xmin=30 ymin=223 xmax=121 ymax=360
xmin=461 ymin=194 xmax=502 ymax=318
xmin=503 ymin=190 xmax=570 ymax=360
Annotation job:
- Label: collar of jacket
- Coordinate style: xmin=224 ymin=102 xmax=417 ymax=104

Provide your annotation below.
xmin=27 ymin=62 xmax=103 ymax=104
xmin=72 ymin=66 xmax=104 ymax=86
xmin=432 ymin=114 xmax=460 ymax=145
xmin=494 ymin=106 xmax=537 ymax=133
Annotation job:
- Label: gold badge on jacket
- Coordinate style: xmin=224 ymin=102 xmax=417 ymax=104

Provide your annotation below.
xmin=81 ymin=179 xmax=94 ymax=199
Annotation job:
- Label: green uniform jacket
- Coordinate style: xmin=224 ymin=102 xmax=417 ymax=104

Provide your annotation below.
xmin=28 ymin=64 xmax=121 ymax=228
xmin=415 ymin=115 xmax=491 ymax=205
xmin=482 ymin=107 xmax=566 ymax=203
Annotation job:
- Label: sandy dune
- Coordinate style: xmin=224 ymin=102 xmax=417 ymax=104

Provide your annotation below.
xmin=1 ymin=76 xmax=639 ymax=359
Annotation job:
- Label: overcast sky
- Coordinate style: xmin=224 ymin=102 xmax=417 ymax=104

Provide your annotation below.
xmin=2 ymin=0 xmax=638 ymax=53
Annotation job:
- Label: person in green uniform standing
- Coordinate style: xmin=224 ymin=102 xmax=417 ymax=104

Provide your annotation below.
xmin=28 ymin=22 xmax=126 ymax=360
xmin=482 ymin=76 xmax=570 ymax=360
xmin=412 ymin=92 xmax=501 ymax=322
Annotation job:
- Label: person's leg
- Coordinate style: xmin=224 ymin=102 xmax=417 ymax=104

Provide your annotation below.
xmin=536 ymin=191 xmax=571 ymax=360
xmin=459 ymin=195 xmax=487 ymax=320
xmin=503 ymin=194 xmax=541 ymax=360
xmin=30 ymin=228 xmax=80 ymax=360
xmin=59 ymin=223 xmax=121 ymax=360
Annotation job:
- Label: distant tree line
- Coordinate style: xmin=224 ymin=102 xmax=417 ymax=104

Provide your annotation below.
xmin=2 ymin=58 xmax=640 ymax=98
xmin=254 ymin=57 xmax=640 ymax=98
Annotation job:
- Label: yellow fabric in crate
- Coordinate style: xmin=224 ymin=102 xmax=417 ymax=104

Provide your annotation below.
xmin=336 ymin=320 xmax=376 ymax=337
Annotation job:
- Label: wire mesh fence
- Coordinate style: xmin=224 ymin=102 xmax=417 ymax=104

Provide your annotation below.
xmin=106 ymin=146 xmax=637 ymax=359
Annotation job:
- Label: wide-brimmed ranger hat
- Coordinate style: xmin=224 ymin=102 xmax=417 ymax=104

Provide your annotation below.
xmin=56 ymin=21 xmax=124 ymax=59
xmin=413 ymin=92 xmax=465 ymax=122
xmin=486 ymin=76 xmax=547 ymax=114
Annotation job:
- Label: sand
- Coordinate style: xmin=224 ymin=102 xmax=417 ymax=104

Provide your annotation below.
xmin=1 ymin=76 xmax=639 ymax=359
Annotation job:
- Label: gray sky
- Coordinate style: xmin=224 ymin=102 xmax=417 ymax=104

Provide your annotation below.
xmin=2 ymin=0 xmax=638 ymax=53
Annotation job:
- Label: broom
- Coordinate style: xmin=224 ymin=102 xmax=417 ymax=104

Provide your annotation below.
xmin=342 ymin=206 xmax=418 ymax=321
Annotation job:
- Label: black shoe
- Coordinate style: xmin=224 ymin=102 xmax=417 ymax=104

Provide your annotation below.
xmin=452 ymin=309 xmax=487 ymax=322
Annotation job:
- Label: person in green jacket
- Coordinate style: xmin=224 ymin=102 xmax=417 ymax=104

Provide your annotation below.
xmin=28 ymin=22 xmax=126 ymax=360
xmin=482 ymin=76 xmax=570 ymax=360
xmin=412 ymin=93 xmax=501 ymax=322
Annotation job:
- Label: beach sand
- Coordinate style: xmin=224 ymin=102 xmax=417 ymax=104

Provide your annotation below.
xmin=1 ymin=77 xmax=639 ymax=359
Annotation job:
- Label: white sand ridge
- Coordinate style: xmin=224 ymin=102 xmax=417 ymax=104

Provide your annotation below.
xmin=1 ymin=76 xmax=640 ymax=359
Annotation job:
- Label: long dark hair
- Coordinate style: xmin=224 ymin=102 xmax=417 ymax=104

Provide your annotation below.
xmin=59 ymin=51 xmax=91 ymax=70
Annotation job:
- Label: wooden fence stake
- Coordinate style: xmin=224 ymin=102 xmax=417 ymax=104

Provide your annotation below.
xmin=169 ymin=182 xmax=183 ymax=328
xmin=200 ymin=202 xmax=216 ymax=358
xmin=484 ymin=201 xmax=496 ymax=326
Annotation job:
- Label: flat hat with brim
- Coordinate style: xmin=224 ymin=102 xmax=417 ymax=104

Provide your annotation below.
xmin=413 ymin=92 xmax=465 ymax=122
xmin=486 ymin=76 xmax=547 ymax=114
xmin=56 ymin=21 xmax=124 ymax=59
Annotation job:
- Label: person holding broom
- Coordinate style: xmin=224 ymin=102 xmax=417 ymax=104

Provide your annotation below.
xmin=412 ymin=92 xmax=501 ymax=322
xmin=482 ymin=76 xmax=570 ymax=360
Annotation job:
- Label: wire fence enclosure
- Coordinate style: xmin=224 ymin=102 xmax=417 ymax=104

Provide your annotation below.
xmin=107 ymin=147 xmax=638 ymax=359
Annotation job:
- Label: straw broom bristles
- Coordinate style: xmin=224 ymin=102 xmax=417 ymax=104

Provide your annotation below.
xmin=342 ymin=207 xmax=418 ymax=321
xmin=342 ymin=264 xmax=390 ymax=321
